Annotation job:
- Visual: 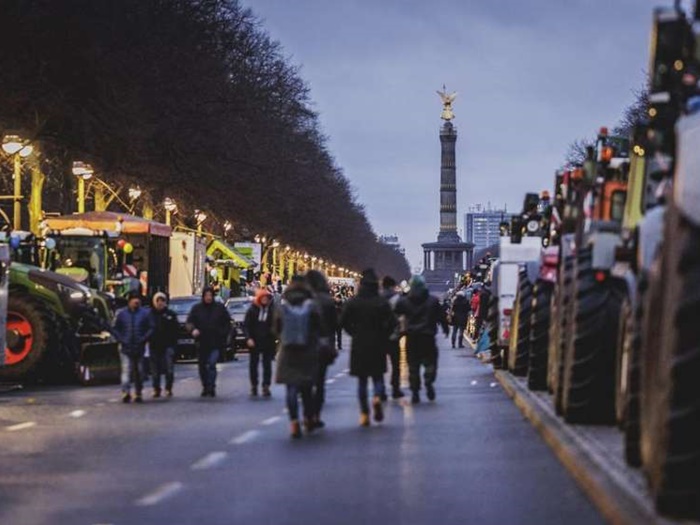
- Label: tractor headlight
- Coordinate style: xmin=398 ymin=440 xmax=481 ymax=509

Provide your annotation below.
xmin=56 ymin=282 xmax=90 ymax=303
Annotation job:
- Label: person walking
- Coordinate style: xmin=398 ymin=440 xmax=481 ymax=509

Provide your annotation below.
xmin=450 ymin=291 xmax=470 ymax=349
xmin=149 ymin=292 xmax=179 ymax=398
xmin=381 ymin=275 xmax=404 ymax=399
xmin=340 ymin=269 xmax=395 ymax=427
xmin=187 ymin=287 xmax=230 ymax=398
xmin=275 ymin=275 xmax=321 ymax=438
xmin=333 ymin=292 xmax=344 ymax=350
xmin=244 ymin=288 xmax=276 ymax=398
xmin=395 ymin=275 xmax=449 ymax=404
xmin=112 ymin=292 xmax=153 ymax=403
xmin=306 ymin=270 xmax=339 ymax=429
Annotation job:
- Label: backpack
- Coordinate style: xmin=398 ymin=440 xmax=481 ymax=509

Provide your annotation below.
xmin=280 ymin=300 xmax=313 ymax=347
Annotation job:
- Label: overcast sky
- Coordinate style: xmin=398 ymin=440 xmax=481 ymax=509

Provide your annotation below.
xmin=247 ymin=0 xmax=659 ymax=270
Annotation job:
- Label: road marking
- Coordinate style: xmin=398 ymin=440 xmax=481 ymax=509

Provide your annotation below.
xmin=490 ymin=382 xmax=498 ymax=388
xmin=190 ymin=451 xmax=228 ymax=471
xmin=470 ymin=380 xmax=478 ymax=386
xmin=325 ymin=379 xmax=335 ymax=385
xmin=343 ymin=368 xmax=350 ymax=373
xmin=334 ymin=373 xmax=344 ymax=378
xmin=135 ymin=481 xmax=184 ymax=506
xmin=69 ymin=410 xmax=86 ymax=418
xmin=230 ymin=430 xmax=260 ymax=445
xmin=261 ymin=416 xmax=281 ymax=426
xmin=108 ymin=398 xmax=119 ymax=403
xmin=6 ymin=421 xmax=36 ymax=432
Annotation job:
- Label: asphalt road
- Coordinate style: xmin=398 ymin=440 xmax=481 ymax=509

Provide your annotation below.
xmin=0 ymin=338 xmax=604 ymax=525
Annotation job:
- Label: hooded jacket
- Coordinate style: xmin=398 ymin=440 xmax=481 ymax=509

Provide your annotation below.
xmin=149 ymin=306 xmax=179 ymax=352
xmin=395 ymin=278 xmax=448 ymax=337
xmin=187 ymin=295 xmax=231 ymax=351
xmin=244 ymin=289 xmax=276 ymax=350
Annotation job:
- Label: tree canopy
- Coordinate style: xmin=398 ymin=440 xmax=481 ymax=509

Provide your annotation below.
xmin=0 ymin=0 xmax=410 ymax=279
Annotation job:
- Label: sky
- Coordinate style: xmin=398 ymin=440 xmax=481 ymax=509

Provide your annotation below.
xmin=246 ymin=0 xmax=660 ymax=270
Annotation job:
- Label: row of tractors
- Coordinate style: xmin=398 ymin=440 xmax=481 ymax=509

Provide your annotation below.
xmin=488 ymin=4 xmax=700 ymax=520
xmin=0 ymin=211 xmax=255 ymax=386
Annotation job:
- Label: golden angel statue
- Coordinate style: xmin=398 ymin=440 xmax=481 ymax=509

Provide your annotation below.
xmin=437 ymin=85 xmax=457 ymax=121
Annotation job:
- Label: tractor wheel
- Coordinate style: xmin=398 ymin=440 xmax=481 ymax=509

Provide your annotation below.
xmin=508 ymin=272 xmax=532 ymax=376
xmin=623 ymin=273 xmax=646 ymax=467
xmin=641 ymin=205 xmax=700 ymax=520
xmin=0 ymin=294 xmax=55 ymax=382
xmin=487 ymin=296 xmax=502 ymax=368
xmin=551 ymin=254 xmax=576 ymax=414
xmin=562 ymin=247 xmax=623 ymax=424
xmin=615 ymin=297 xmax=633 ymax=428
xmin=528 ymin=280 xmax=553 ymax=391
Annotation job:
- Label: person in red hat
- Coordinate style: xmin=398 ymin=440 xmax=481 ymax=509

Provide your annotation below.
xmin=244 ymin=288 xmax=277 ymax=397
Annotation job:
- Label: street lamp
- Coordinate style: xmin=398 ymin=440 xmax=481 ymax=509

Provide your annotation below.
xmin=128 ymin=186 xmax=142 ymax=202
xmin=2 ymin=134 xmax=33 ymax=230
xmin=164 ymin=197 xmax=177 ymax=226
xmin=72 ymin=161 xmax=94 ymax=214
xmin=194 ymin=209 xmax=207 ymax=234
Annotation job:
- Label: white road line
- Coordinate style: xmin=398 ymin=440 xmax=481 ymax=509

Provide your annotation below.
xmin=261 ymin=416 xmax=281 ymax=426
xmin=108 ymin=398 xmax=119 ymax=403
xmin=230 ymin=430 xmax=260 ymax=445
xmin=490 ymin=382 xmax=498 ymax=388
xmin=6 ymin=421 xmax=36 ymax=432
xmin=325 ymin=379 xmax=335 ymax=385
xmin=135 ymin=481 xmax=184 ymax=507
xmin=69 ymin=410 xmax=86 ymax=418
xmin=190 ymin=451 xmax=228 ymax=471
xmin=334 ymin=373 xmax=344 ymax=378
xmin=470 ymin=380 xmax=478 ymax=386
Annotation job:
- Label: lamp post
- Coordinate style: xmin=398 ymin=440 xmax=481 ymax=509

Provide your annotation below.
xmin=164 ymin=198 xmax=177 ymax=226
xmin=72 ymin=161 xmax=95 ymax=214
xmin=2 ymin=134 xmax=33 ymax=230
xmin=195 ymin=209 xmax=207 ymax=234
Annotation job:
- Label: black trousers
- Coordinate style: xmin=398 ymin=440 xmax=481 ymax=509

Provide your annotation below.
xmin=387 ymin=339 xmax=401 ymax=391
xmin=406 ymin=334 xmax=438 ymax=393
xmin=336 ymin=327 xmax=343 ymax=349
xmin=313 ymin=361 xmax=329 ymax=418
xmin=249 ymin=347 xmax=274 ymax=387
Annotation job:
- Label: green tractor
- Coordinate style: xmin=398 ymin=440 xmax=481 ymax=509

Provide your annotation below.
xmin=1 ymin=234 xmax=118 ymax=385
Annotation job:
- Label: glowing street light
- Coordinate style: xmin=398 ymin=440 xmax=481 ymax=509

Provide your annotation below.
xmin=194 ymin=209 xmax=207 ymax=234
xmin=128 ymin=187 xmax=142 ymax=202
xmin=223 ymin=220 xmax=233 ymax=233
xmin=163 ymin=197 xmax=177 ymax=225
xmin=72 ymin=161 xmax=95 ymax=214
xmin=2 ymin=134 xmax=34 ymax=230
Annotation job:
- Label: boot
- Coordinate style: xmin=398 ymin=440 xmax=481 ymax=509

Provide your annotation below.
xmin=166 ymin=389 xmax=173 ymax=398
xmin=426 ymin=384 xmax=436 ymax=402
xmin=303 ymin=419 xmax=315 ymax=434
xmin=372 ymin=396 xmax=384 ymax=423
xmin=153 ymin=388 xmax=162 ymax=399
xmin=122 ymin=392 xmax=131 ymax=404
xmin=359 ymin=413 xmax=370 ymax=427
xmin=262 ymin=385 xmax=271 ymax=398
xmin=250 ymin=385 xmax=259 ymax=397
xmin=411 ymin=391 xmax=421 ymax=405
xmin=290 ymin=420 xmax=302 ymax=439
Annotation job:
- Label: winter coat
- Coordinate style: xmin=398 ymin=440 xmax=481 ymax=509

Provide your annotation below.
xmin=470 ymin=293 xmax=481 ymax=316
xmin=381 ymin=289 xmax=402 ymax=342
xmin=274 ymin=286 xmax=320 ymax=386
xmin=149 ymin=308 xmax=179 ymax=353
xmin=112 ymin=306 xmax=153 ymax=357
xmin=340 ymin=283 xmax=395 ymax=377
xmin=244 ymin=302 xmax=276 ymax=351
xmin=187 ymin=301 xmax=231 ymax=351
xmin=395 ymin=288 xmax=448 ymax=337
xmin=450 ymin=294 xmax=471 ymax=327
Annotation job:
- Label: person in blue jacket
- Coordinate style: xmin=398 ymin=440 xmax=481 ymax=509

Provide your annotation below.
xmin=112 ymin=291 xmax=154 ymax=403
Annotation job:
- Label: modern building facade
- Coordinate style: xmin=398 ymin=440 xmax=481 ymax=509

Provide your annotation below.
xmin=464 ymin=204 xmax=511 ymax=254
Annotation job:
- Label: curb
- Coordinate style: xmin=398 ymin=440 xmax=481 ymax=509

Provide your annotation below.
xmin=494 ymin=370 xmax=677 ymax=525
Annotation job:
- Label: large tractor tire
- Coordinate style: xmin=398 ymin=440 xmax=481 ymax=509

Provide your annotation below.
xmin=487 ymin=295 xmax=501 ymax=367
xmin=508 ymin=271 xmax=533 ymax=376
xmin=550 ymin=254 xmax=575 ymax=414
xmin=621 ymin=274 xmax=647 ymax=467
xmin=528 ymin=280 xmax=553 ymax=391
xmin=640 ymin=205 xmax=700 ymax=520
xmin=615 ymin=297 xmax=632 ymax=428
xmin=562 ymin=247 xmax=624 ymax=424
xmin=0 ymin=294 xmax=56 ymax=382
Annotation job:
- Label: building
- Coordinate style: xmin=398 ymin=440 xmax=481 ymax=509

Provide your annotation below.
xmin=464 ymin=204 xmax=511 ymax=254
xmin=378 ymin=234 xmax=406 ymax=257
xmin=421 ymin=88 xmax=473 ymax=294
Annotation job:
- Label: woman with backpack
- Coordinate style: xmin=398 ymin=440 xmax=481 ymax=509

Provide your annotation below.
xmin=340 ymin=269 xmax=395 ymax=427
xmin=306 ymin=270 xmax=339 ymax=430
xmin=275 ymin=275 xmax=321 ymax=439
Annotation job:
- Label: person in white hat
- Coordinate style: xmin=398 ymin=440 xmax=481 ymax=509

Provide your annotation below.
xmin=149 ymin=292 xmax=179 ymax=397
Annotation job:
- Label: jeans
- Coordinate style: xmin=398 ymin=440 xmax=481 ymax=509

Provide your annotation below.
xmin=358 ymin=375 xmax=385 ymax=414
xmin=387 ymin=340 xmax=401 ymax=392
xmin=313 ymin=362 xmax=329 ymax=418
xmin=406 ymin=335 xmax=438 ymax=393
xmin=120 ymin=353 xmax=145 ymax=395
xmin=198 ymin=348 xmax=220 ymax=392
xmin=451 ymin=325 xmax=465 ymax=347
xmin=249 ymin=347 xmax=274 ymax=387
xmin=286 ymin=384 xmax=313 ymax=421
xmin=336 ymin=328 xmax=343 ymax=349
xmin=151 ymin=347 xmax=175 ymax=392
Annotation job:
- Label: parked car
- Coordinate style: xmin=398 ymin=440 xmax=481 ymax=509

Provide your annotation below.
xmin=225 ymin=297 xmax=253 ymax=352
xmin=169 ymin=296 xmax=201 ymax=361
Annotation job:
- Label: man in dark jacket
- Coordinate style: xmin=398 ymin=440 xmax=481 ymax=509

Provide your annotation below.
xmin=381 ymin=275 xmax=404 ymax=399
xmin=187 ymin=287 xmax=230 ymax=397
xmin=395 ymin=275 xmax=449 ymax=404
xmin=112 ymin=292 xmax=153 ymax=403
xmin=244 ymin=288 xmax=276 ymax=398
xmin=340 ymin=269 xmax=395 ymax=427
xmin=450 ymin=291 xmax=471 ymax=349
xmin=149 ymin=292 xmax=179 ymax=398
xmin=306 ymin=269 xmax=338 ymax=429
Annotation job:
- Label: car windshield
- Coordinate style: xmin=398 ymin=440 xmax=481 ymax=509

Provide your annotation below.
xmin=170 ymin=299 xmax=199 ymax=315
xmin=226 ymin=301 xmax=251 ymax=315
